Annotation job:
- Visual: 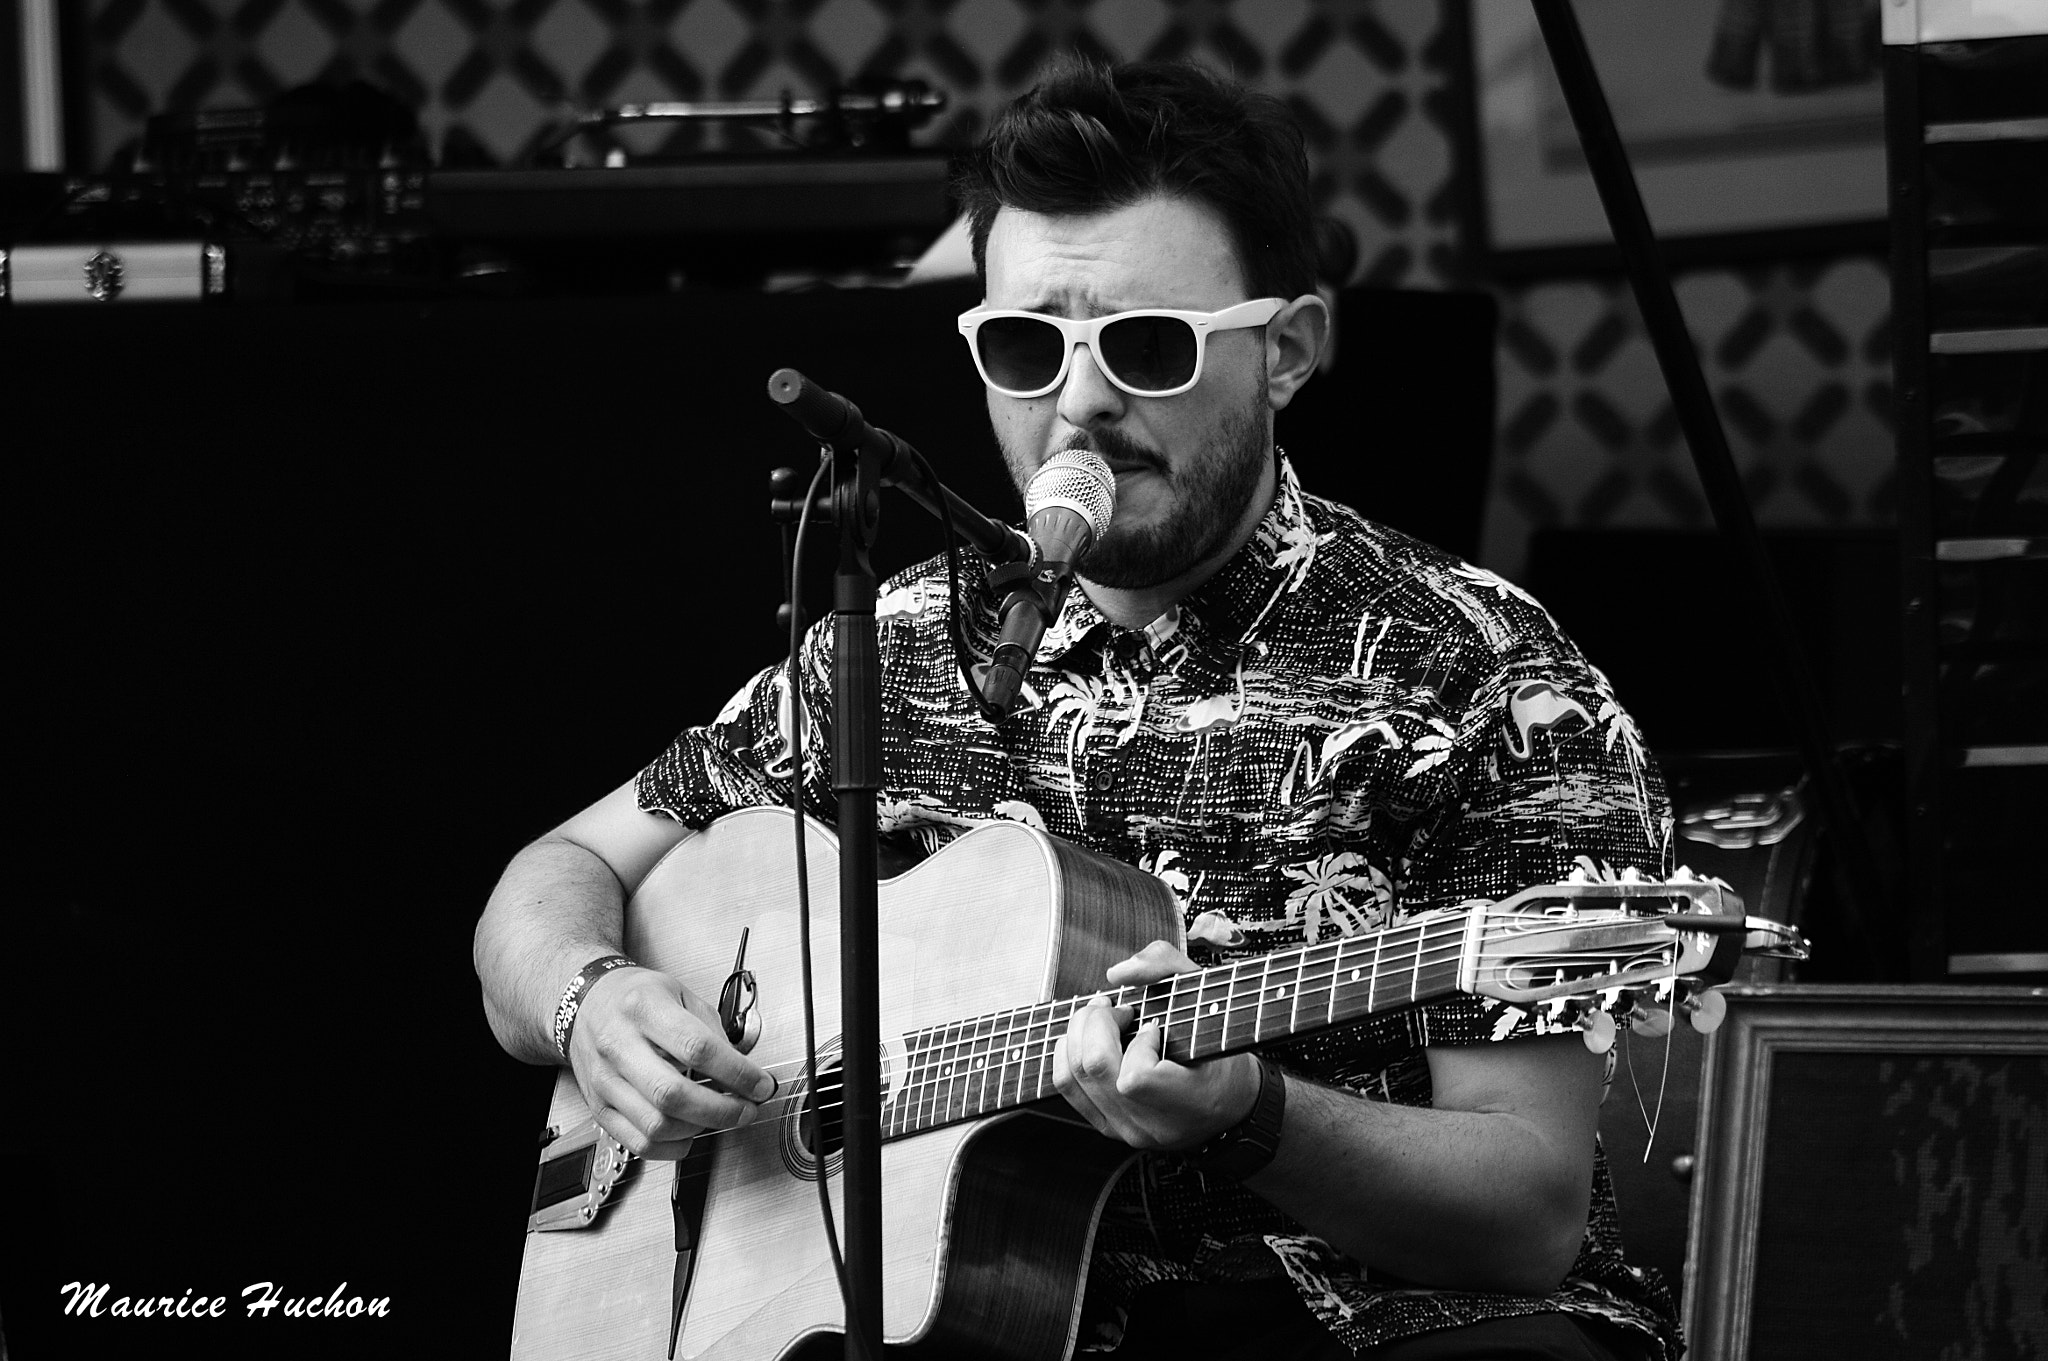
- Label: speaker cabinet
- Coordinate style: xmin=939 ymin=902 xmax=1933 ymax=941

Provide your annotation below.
xmin=1684 ymin=985 xmax=2047 ymax=1361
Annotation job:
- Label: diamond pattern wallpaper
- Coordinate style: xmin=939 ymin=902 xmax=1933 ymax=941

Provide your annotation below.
xmin=76 ymin=0 xmax=1895 ymax=576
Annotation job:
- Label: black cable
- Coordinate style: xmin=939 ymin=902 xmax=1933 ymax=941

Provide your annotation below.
xmin=781 ymin=452 xmax=856 ymax=1324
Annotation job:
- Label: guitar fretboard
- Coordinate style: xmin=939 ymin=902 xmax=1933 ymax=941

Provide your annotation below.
xmin=882 ymin=917 xmax=1470 ymax=1139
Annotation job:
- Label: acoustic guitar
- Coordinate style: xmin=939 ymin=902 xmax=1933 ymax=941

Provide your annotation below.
xmin=509 ymin=806 xmax=1801 ymax=1361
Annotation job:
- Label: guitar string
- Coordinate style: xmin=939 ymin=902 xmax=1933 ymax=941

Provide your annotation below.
xmin=726 ymin=935 xmax=1678 ymax=1107
xmin=597 ymin=963 xmax=1694 ymax=1203
xmin=556 ymin=916 xmax=1737 ymax=1204
xmin=706 ymin=917 xmax=1696 ymax=1128
xmin=651 ymin=910 xmax=1710 ymax=1138
xmin=619 ymin=905 xmax=1722 ymax=1157
xmin=602 ymin=933 xmax=1692 ymax=1178
xmin=583 ymin=944 xmax=1711 ymax=1202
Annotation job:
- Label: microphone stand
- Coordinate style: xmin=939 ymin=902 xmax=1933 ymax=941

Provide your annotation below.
xmin=767 ymin=368 xmax=1029 ymax=1361
xmin=826 ymin=423 xmax=886 ymax=1361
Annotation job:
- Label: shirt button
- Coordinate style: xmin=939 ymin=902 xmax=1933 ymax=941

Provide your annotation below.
xmin=1088 ymin=764 xmax=1116 ymax=794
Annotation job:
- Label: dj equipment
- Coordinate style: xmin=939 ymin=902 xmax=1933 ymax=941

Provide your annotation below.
xmin=0 ymin=76 xmax=954 ymax=300
xmin=0 ymin=152 xmax=953 ymax=302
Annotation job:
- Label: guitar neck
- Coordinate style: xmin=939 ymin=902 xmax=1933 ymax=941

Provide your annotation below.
xmin=885 ymin=917 xmax=1470 ymax=1140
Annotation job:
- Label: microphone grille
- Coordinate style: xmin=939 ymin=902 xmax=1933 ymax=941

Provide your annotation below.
xmin=1025 ymin=450 xmax=1116 ymax=539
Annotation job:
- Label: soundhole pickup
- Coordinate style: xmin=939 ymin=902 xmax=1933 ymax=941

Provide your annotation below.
xmin=528 ymin=1119 xmax=635 ymax=1232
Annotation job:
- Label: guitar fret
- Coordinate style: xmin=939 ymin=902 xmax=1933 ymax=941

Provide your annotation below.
xmin=1162 ymin=973 xmax=1190 ymax=1063
xmin=1192 ymin=966 xmax=1229 ymax=1058
xmin=884 ymin=1043 xmax=902 ymax=1139
xmin=917 ymin=1025 xmax=944 ymax=1132
xmin=1302 ymin=940 xmax=1341 ymax=1029
xmin=901 ymin=1028 xmax=935 ymax=1136
xmin=992 ymin=1008 xmax=1024 ymax=1110
xmin=936 ymin=1019 xmax=968 ymax=1126
xmin=1032 ymin=1001 xmax=1064 ymax=1100
xmin=1036 ymin=1001 xmax=1062 ymax=1100
xmin=1132 ymin=982 xmax=1163 ymax=1031
xmin=1408 ymin=922 xmax=1423 ymax=1003
xmin=1368 ymin=928 xmax=1382 ymax=1015
xmin=1221 ymin=959 xmax=1259 ymax=1052
xmin=969 ymin=1013 xmax=997 ymax=1120
xmin=1254 ymin=952 xmax=1290 ymax=1044
xmin=1287 ymin=950 xmax=1304 ymax=1036
xmin=1416 ymin=929 xmax=1461 ymax=1003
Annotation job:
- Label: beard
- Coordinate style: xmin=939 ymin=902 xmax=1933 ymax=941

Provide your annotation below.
xmin=999 ymin=383 xmax=1273 ymax=592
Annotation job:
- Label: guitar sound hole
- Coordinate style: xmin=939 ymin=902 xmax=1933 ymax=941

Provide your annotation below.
xmin=799 ymin=1060 xmax=847 ymax=1162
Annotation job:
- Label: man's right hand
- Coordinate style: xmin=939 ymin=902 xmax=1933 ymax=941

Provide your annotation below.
xmin=567 ymin=966 xmax=778 ymax=1160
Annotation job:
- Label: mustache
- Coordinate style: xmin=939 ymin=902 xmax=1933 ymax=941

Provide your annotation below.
xmin=1060 ymin=427 xmax=1167 ymax=474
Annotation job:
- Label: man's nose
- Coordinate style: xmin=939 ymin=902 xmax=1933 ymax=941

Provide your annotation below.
xmin=1055 ymin=342 xmax=1128 ymax=429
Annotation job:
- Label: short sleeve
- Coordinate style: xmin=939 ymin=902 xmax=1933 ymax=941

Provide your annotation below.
xmin=1398 ymin=634 xmax=1672 ymax=1048
xmin=635 ymin=618 xmax=838 ymax=827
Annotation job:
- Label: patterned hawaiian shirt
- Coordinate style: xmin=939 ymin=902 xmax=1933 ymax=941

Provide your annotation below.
xmin=637 ymin=456 xmax=1681 ymax=1358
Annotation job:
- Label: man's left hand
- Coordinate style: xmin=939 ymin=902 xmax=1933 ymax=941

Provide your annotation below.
xmin=1051 ymin=939 xmax=1262 ymax=1149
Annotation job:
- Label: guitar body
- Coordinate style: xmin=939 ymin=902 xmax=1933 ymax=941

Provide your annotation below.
xmin=511 ymin=807 xmax=1184 ymax=1361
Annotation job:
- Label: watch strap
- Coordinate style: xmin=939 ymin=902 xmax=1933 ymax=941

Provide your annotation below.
xmin=1187 ymin=1054 xmax=1286 ymax=1180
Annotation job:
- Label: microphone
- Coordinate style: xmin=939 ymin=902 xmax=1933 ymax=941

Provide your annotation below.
xmin=980 ymin=450 xmax=1115 ymax=717
xmin=767 ymin=367 xmax=1031 ymax=566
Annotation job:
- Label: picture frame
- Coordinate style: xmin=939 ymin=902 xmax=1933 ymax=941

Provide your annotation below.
xmin=1684 ymin=984 xmax=2047 ymax=1361
xmin=1469 ymin=0 xmax=1891 ymax=275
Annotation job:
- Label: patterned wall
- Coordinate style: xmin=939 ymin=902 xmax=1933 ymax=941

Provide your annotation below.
xmin=78 ymin=0 xmax=1895 ymax=577
xmin=1486 ymin=255 xmax=1895 ymax=572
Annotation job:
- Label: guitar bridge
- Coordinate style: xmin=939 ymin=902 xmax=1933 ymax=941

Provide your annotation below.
xmin=528 ymin=1119 xmax=634 ymax=1232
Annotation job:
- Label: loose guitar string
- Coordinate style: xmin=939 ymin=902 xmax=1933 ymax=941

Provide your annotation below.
xmin=1621 ymin=944 xmax=1680 ymax=1161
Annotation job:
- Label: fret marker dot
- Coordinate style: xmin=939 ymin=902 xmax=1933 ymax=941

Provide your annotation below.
xmin=1349 ymin=969 xmax=1361 ymax=981
xmin=1207 ymin=1002 xmax=1221 ymax=1015
xmin=1010 ymin=1048 xmax=1022 ymax=1061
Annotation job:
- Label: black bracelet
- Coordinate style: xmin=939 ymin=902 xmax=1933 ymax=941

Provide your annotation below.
xmin=552 ymin=954 xmax=638 ymax=1060
xmin=1187 ymin=1055 xmax=1287 ymax=1181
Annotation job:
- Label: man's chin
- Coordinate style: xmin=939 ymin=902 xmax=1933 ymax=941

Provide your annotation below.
xmin=1080 ymin=521 xmax=1199 ymax=590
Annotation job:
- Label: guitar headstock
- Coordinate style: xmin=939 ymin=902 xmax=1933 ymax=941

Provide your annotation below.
xmin=1460 ymin=875 xmax=1809 ymax=1022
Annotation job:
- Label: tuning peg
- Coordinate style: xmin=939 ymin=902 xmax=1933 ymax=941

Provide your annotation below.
xmin=1578 ymin=1008 xmax=1617 ymax=1055
xmin=1681 ymin=987 xmax=1727 ymax=1035
xmin=1627 ymin=998 xmax=1675 ymax=1037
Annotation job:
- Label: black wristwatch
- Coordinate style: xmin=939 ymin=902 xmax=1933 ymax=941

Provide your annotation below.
xmin=1187 ymin=1055 xmax=1287 ymax=1180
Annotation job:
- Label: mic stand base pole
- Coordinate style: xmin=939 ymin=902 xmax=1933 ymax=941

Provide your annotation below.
xmin=831 ymin=452 xmax=886 ymax=1361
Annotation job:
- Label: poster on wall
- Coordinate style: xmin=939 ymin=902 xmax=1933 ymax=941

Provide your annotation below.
xmin=1472 ymin=0 xmax=1889 ymax=270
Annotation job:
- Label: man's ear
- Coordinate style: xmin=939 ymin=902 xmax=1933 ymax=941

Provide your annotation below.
xmin=1265 ymin=293 xmax=1332 ymax=412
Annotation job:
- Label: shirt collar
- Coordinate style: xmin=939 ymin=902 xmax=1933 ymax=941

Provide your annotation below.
xmin=1031 ymin=451 xmax=1314 ymax=665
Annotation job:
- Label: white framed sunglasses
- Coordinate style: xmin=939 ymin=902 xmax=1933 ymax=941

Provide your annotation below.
xmin=956 ymin=297 xmax=1287 ymax=398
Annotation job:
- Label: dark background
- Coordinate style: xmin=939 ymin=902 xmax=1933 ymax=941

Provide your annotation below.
xmin=7 ymin=278 xmax=1530 ymax=1359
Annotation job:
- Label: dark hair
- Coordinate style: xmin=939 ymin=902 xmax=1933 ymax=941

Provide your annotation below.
xmin=954 ymin=57 xmax=1319 ymax=301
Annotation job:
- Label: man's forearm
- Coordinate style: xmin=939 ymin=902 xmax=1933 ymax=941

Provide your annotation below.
xmin=1243 ymin=1044 xmax=1600 ymax=1295
xmin=473 ymin=836 xmax=633 ymax=1066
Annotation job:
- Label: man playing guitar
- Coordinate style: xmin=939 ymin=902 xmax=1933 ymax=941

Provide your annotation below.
xmin=476 ymin=57 xmax=1678 ymax=1361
